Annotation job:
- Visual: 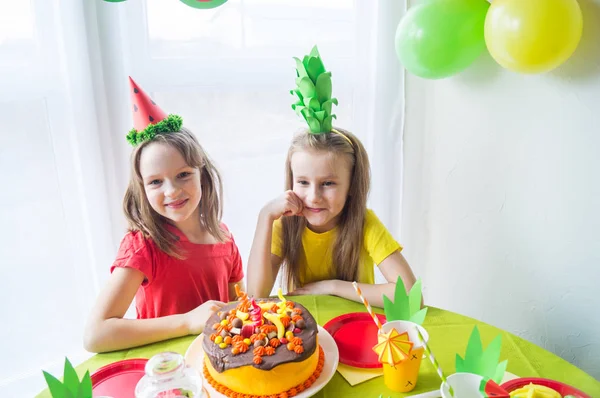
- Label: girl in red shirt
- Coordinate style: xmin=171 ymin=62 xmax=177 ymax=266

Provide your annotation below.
xmin=84 ymin=78 xmax=244 ymax=353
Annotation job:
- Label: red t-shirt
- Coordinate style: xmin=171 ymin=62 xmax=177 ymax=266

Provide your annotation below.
xmin=110 ymin=224 xmax=244 ymax=319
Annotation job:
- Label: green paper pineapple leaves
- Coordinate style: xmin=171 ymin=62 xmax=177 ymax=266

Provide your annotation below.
xmin=291 ymin=45 xmax=338 ymax=134
xmin=383 ymin=277 xmax=428 ymax=325
xmin=456 ymin=326 xmax=508 ymax=384
xmin=43 ymin=358 xmax=92 ymax=398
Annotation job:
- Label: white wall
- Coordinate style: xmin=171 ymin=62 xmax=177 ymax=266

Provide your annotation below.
xmin=400 ymin=0 xmax=600 ymax=379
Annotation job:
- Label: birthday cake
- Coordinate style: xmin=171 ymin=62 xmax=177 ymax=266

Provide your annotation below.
xmin=201 ymin=289 xmax=324 ymax=397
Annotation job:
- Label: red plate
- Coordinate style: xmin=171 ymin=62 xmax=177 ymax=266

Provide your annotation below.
xmin=501 ymin=377 xmax=591 ymax=398
xmin=323 ymin=312 xmax=386 ymax=368
xmin=91 ymin=358 xmax=148 ymax=397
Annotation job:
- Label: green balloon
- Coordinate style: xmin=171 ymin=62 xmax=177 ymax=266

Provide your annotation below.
xmin=395 ymin=0 xmax=490 ymax=79
xmin=179 ymin=0 xmax=228 ymax=9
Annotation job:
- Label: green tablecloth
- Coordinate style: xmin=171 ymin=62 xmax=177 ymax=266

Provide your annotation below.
xmin=37 ymin=295 xmax=600 ymax=397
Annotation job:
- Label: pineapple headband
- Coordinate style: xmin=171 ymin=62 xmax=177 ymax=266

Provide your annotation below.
xmin=290 ymin=46 xmax=353 ymax=147
xmin=125 ymin=77 xmax=183 ymax=146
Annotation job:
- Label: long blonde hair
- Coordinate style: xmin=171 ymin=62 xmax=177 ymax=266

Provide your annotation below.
xmin=123 ymin=128 xmax=226 ymax=258
xmin=281 ymin=127 xmax=371 ymax=290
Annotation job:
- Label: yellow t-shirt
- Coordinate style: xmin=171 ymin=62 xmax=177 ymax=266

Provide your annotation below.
xmin=271 ymin=209 xmax=402 ymax=286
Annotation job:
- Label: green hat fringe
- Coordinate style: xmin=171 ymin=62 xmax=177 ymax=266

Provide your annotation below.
xmin=126 ymin=114 xmax=183 ymax=146
xmin=291 ymin=45 xmax=338 ymax=134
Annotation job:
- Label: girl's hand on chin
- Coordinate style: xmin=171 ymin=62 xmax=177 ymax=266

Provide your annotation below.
xmin=263 ymin=190 xmax=304 ymax=220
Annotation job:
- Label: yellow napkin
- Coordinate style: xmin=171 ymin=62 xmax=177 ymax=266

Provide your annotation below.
xmin=336 ymin=363 xmax=383 ymax=386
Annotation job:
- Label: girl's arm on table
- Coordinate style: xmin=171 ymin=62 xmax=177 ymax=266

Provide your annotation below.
xmin=246 ymin=208 xmax=283 ymax=298
xmin=289 ymin=251 xmax=420 ymax=308
xmin=84 ymin=267 xmax=224 ymax=353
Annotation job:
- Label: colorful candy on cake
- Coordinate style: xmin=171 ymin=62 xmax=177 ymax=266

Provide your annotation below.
xmin=201 ymin=286 xmax=324 ymax=397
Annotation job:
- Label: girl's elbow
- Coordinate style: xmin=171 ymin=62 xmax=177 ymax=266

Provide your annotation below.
xmin=83 ymin=330 xmax=100 ymax=353
xmin=83 ymin=320 xmax=106 ymax=353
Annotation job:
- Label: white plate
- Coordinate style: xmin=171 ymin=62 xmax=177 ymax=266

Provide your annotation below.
xmin=184 ymin=325 xmax=339 ymax=398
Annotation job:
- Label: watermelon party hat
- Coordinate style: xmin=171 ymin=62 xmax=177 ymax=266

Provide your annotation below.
xmin=125 ymin=77 xmax=183 ymax=146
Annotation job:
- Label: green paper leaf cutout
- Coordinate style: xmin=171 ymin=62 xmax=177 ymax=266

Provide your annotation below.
xmin=455 ymin=326 xmax=508 ymax=384
xmin=321 ymin=98 xmax=337 ymax=116
xmin=322 ymin=115 xmax=334 ymax=133
xmin=292 ymin=102 xmax=304 ymax=113
xmin=455 ymin=353 xmax=465 ymax=372
xmin=464 ymin=327 xmax=484 ymax=371
xmin=77 ymin=371 xmax=93 ymax=398
xmin=43 ymin=371 xmax=66 ymax=398
xmin=315 ymin=72 xmax=332 ymax=103
xmin=290 ymin=88 xmax=301 ymax=98
xmin=410 ymin=307 xmax=428 ymax=325
xmin=42 ymin=358 xmax=93 ymax=398
xmin=480 ymin=335 xmax=503 ymax=376
xmin=303 ymin=97 xmax=321 ymax=112
xmin=314 ymin=110 xmax=326 ymax=122
xmin=494 ymin=360 xmax=508 ymax=385
xmin=294 ymin=105 xmax=307 ymax=118
xmin=297 ymin=77 xmax=316 ymax=99
xmin=394 ymin=276 xmax=407 ymax=307
xmin=306 ymin=118 xmax=319 ymax=133
xmin=305 ymin=57 xmax=326 ymax=84
xmin=302 ymin=55 xmax=311 ymax=67
xmin=63 ymin=358 xmax=80 ymax=397
xmin=300 ymin=107 xmax=314 ymax=121
xmin=383 ymin=294 xmax=408 ymax=321
xmin=382 ymin=276 xmax=428 ymax=325
xmin=293 ymin=57 xmax=308 ymax=79
xmin=306 ymin=117 xmax=321 ymax=133
xmin=309 ymin=45 xmax=320 ymax=58
xmin=408 ymin=279 xmax=423 ymax=316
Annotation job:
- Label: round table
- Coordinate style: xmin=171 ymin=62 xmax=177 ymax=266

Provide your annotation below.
xmin=36 ymin=295 xmax=600 ymax=397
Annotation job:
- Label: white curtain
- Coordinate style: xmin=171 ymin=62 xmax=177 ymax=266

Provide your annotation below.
xmin=0 ymin=0 xmax=406 ymax=395
xmin=0 ymin=0 xmax=115 ymax=396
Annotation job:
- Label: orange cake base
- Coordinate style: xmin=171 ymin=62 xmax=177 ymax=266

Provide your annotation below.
xmin=203 ymin=345 xmax=325 ymax=398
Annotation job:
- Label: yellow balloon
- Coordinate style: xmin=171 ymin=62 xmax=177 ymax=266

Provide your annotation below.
xmin=485 ymin=0 xmax=583 ymax=73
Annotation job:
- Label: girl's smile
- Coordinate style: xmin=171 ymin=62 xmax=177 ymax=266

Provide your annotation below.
xmin=165 ymin=198 xmax=189 ymax=209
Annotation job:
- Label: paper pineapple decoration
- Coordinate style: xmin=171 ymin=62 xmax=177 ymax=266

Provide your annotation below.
xmin=42 ymin=358 xmax=92 ymax=398
xmin=456 ymin=326 xmax=508 ymax=385
xmin=290 ymin=45 xmax=338 ymax=134
xmin=382 ymin=276 xmax=428 ymax=325
xmin=372 ymin=328 xmax=414 ymax=366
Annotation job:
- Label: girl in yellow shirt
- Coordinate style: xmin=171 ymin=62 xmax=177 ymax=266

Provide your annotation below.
xmin=247 ymin=46 xmax=418 ymax=307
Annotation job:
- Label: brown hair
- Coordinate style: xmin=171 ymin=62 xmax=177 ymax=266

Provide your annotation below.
xmin=123 ymin=127 xmax=227 ymax=258
xmin=281 ymin=127 xmax=371 ymax=290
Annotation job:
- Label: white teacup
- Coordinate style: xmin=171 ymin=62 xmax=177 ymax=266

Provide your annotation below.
xmin=381 ymin=320 xmax=429 ymax=356
xmin=441 ymin=372 xmax=485 ymax=398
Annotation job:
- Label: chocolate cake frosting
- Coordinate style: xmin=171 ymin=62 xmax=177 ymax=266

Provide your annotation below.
xmin=202 ymin=299 xmax=318 ymax=372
